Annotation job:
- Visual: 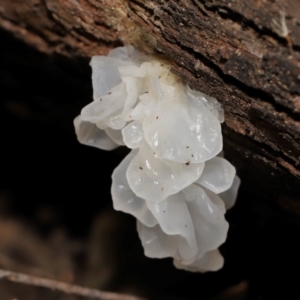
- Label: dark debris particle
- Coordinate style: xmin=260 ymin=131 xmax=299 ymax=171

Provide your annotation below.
xmin=185 ymin=161 xmax=190 ymax=166
xmin=139 ymin=167 xmax=143 ymax=170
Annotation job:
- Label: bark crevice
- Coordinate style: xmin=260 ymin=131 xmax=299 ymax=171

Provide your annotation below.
xmin=1 ymin=0 xmax=300 ymax=216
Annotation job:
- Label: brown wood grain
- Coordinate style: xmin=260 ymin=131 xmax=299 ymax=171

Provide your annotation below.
xmin=0 ymin=0 xmax=299 ymax=215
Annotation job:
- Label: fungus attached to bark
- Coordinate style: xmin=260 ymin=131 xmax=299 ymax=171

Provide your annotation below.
xmin=74 ymin=46 xmax=240 ymax=272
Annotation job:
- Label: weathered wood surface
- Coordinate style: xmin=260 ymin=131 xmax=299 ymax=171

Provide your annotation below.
xmin=1 ymin=0 xmax=300 ymax=214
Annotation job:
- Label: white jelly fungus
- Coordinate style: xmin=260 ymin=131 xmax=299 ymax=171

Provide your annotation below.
xmin=74 ymin=45 xmax=240 ymax=272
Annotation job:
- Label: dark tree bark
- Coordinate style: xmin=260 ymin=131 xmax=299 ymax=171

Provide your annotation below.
xmin=1 ymin=1 xmax=300 ymax=297
xmin=1 ymin=1 xmax=299 ymax=214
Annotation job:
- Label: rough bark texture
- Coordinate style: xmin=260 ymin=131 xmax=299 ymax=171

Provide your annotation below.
xmin=1 ymin=1 xmax=300 ymax=298
xmin=3 ymin=0 xmax=299 ymax=215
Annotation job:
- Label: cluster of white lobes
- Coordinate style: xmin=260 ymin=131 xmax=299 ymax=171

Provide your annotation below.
xmin=74 ymin=46 xmax=240 ymax=272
